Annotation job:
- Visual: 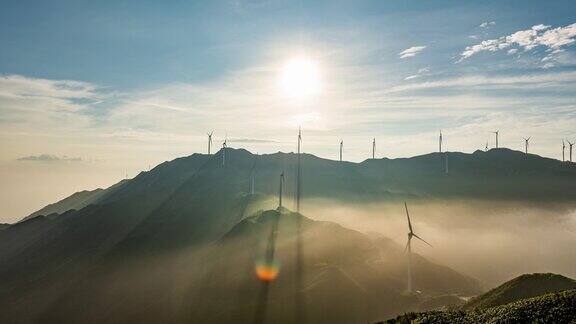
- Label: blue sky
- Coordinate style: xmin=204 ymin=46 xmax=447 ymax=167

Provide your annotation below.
xmin=0 ymin=0 xmax=575 ymax=221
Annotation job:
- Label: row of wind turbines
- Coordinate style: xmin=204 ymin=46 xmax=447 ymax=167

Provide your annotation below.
xmin=207 ymin=130 xmax=576 ymax=163
xmin=207 ymin=127 xmax=573 ymax=294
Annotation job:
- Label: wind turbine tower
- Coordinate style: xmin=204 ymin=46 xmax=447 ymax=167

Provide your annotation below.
xmin=562 ymin=140 xmax=566 ymax=162
xmin=404 ymin=202 xmax=432 ymax=294
xmin=207 ymin=132 xmax=213 ymax=154
xmin=439 ymin=130 xmax=443 ymax=153
xmin=493 ymin=130 xmax=499 ymax=148
xmin=339 ymin=140 xmax=343 ymax=162
xmin=222 ymin=138 xmax=227 ymax=167
xmin=372 ymin=138 xmax=376 ymax=159
xmin=568 ymin=141 xmax=574 ymax=162
xmin=296 ymin=127 xmax=302 ymax=212
xmin=278 ymin=171 xmax=285 ymax=209
xmin=524 ymin=137 xmax=531 ymax=154
xmin=249 ymin=162 xmax=256 ymax=195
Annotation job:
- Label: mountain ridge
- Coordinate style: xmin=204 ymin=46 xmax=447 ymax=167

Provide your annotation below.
xmin=18 ymin=147 xmax=576 ymax=224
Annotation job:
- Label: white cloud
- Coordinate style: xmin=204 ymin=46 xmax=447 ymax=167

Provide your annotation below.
xmin=479 ymin=21 xmax=496 ymax=29
xmin=398 ymin=46 xmax=427 ymax=59
xmin=507 ymin=48 xmax=518 ymax=55
xmin=405 ymin=67 xmax=431 ymax=80
xmin=460 ymin=22 xmax=576 ymax=62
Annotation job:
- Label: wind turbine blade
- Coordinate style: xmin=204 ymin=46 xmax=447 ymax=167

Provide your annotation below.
xmin=403 ymin=238 xmax=411 ymax=253
xmin=404 ymin=202 xmax=413 ymax=233
xmin=412 ymin=233 xmax=432 ymax=247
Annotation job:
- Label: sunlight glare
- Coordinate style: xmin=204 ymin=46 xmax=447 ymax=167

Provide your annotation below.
xmin=279 ymin=57 xmax=321 ymax=98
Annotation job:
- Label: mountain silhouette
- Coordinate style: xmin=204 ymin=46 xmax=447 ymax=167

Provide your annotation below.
xmin=1 ymin=148 xmax=575 ymax=323
xmin=384 ymin=274 xmax=576 ymax=323
xmin=463 ymin=272 xmax=576 ymax=310
xmin=21 ymin=147 xmax=576 ymax=223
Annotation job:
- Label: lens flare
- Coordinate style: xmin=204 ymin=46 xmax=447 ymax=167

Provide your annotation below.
xmin=255 ymin=259 xmax=281 ymax=282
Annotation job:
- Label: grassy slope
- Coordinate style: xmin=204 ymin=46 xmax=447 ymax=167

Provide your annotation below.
xmin=463 ymin=273 xmax=576 ymax=309
xmin=384 ymin=289 xmax=576 ymax=324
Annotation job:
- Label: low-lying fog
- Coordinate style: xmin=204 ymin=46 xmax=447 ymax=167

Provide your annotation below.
xmin=301 ymin=199 xmax=576 ymax=288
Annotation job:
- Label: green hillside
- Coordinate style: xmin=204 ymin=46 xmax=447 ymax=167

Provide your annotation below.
xmin=384 ymin=288 xmax=576 ymax=324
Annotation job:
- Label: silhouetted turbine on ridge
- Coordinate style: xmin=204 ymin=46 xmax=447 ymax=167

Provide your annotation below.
xmin=222 ymin=138 xmax=227 ymax=167
xmin=372 ymin=138 xmax=376 ymax=159
xmin=403 ymin=202 xmax=432 ymax=294
xmin=339 ymin=139 xmax=343 ymax=162
xmin=295 ymin=127 xmax=305 ymax=324
xmin=524 ymin=137 xmax=531 ymax=154
xmin=249 ymin=160 xmax=256 ymax=195
xmin=207 ymin=131 xmax=213 ymax=154
xmin=439 ymin=130 xmax=443 ymax=153
xmin=492 ymin=130 xmax=499 ymax=148
xmin=568 ymin=140 xmax=574 ymax=162
xmin=296 ymin=127 xmax=302 ymax=212
xmin=562 ymin=140 xmax=566 ymax=162
xmin=278 ymin=171 xmax=284 ymax=209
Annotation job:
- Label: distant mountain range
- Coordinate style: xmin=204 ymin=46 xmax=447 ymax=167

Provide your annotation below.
xmin=20 ymin=147 xmax=576 ymax=223
xmin=385 ymin=273 xmax=576 ymax=323
xmin=1 ymin=148 xmax=576 ymax=323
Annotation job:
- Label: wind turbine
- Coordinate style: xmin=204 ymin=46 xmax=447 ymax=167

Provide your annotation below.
xmin=568 ymin=140 xmax=574 ymax=162
xmin=249 ymin=161 xmax=256 ymax=195
xmin=372 ymin=138 xmax=376 ymax=159
xmin=295 ymin=127 xmax=305 ymax=324
xmin=296 ymin=127 xmax=302 ymax=212
xmin=404 ymin=202 xmax=432 ymax=294
xmin=222 ymin=138 xmax=227 ymax=167
xmin=207 ymin=131 xmax=213 ymax=154
xmin=492 ymin=130 xmax=499 ymax=148
xmin=339 ymin=140 xmax=343 ymax=162
xmin=278 ymin=171 xmax=285 ymax=209
xmin=439 ymin=130 xmax=443 ymax=153
xmin=562 ymin=140 xmax=566 ymax=162
xmin=485 ymin=141 xmax=489 ymax=152
xmin=524 ymin=137 xmax=531 ymax=154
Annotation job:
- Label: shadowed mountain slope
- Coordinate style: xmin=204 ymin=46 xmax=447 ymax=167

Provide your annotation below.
xmin=40 ymin=209 xmax=481 ymax=324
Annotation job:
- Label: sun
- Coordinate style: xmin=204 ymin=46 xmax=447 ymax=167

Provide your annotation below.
xmin=279 ymin=57 xmax=321 ymax=98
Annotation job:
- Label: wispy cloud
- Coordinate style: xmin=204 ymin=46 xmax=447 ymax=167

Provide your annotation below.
xmin=17 ymin=154 xmax=82 ymax=162
xmin=227 ymin=138 xmax=279 ymax=143
xmin=398 ymin=46 xmax=427 ymax=59
xmin=387 ymin=71 xmax=576 ymax=93
xmin=479 ymin=21 xmax=496 ymax=29
xmin=459 ymin=22 xmax=576 ymax=65
xmin=404 ymin=67 xmax=431 ymax=80
xmin=0 ymin=74 xmax=104 ymax=137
